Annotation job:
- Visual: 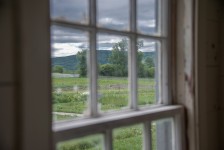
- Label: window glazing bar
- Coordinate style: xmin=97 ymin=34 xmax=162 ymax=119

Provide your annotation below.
xmin=89 ymin=0 xmax=98 ymax=117
xmin=129 ymin=0 xmax=138 ymax=110
xmin=144 ymin=121 xmax=152 ymax=150
xmin=104 ymin=130 xmax=113 ymax=150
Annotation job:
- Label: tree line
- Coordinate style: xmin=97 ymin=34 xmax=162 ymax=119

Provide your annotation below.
xmin=53 ymin=39 xmax=155 ymax=78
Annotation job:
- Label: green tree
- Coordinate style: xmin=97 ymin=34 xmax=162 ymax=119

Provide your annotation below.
xmin=108 ymin=39 xmax=128 ymax=77
xmin=148 ymin=67 xmax=155 ymax=77
xmin=137 ymin=51 xmax=145 ymax=77
xmin=108 ymin=39 xmax=145 ymax=77
xmin=52 ymin=65 xmax=64 ymax=73
xmin=144 ymin=56 xmax=155 ymax=68
xmin=100 ymin=64 xmax=115 ymax=76
xmin=77 ymin=49 xmax=87 ymax=77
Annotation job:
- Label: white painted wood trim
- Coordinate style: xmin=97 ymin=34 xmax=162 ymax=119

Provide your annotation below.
xmin=53 ymin=105 xmax=184 ymax=143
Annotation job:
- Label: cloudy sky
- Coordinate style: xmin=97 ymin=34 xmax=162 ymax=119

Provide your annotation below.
xmin=51 ymin=0 xmax=157 ymax=57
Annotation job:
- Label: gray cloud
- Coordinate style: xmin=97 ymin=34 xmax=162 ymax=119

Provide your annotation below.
xmin=51 ymin=0 xmax=89 ymax=23
xmin=51 ymin=25 xmax=89 ymax=43
xmin=50 ymin=0 xmax=156 ymax=56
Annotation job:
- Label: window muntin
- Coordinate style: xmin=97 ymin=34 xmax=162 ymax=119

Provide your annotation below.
xmin=152 ymin=118 xmax=174 ymax=150
xmin=50 ymin=0 xmax=185 ymax=150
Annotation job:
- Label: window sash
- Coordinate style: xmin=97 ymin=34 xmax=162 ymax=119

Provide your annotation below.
xmin=53 ymin=105 xmax=186 ymax=150
xmin=53 ymin=105 xmax=185 ymax=146
xmin=51 ymin=0 xmax=184 ymax=149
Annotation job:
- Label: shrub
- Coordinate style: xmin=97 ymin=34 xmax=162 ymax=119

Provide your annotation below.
xmin=148 ymin=67 xmax=155 ymax=78
xmin=53 ymin=92 xmax=87 ymax=104
xmin=52 ymin=65 xmax=64 ymax=73
xmin=99 ymin=64 xmax=115 ymax=76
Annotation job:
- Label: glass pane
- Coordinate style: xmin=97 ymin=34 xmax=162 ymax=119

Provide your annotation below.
xmin=137 ymin=38 xmax=160 ymax=106
xmin=51 ymin=0 xmax=89 ymax=24
xmin=51 ymin=25 xmax=89 ymax=121
xmin=97 ymin=0 xmax=130 ymax=31
xmin=137 ymin=0 xmax=158 ymax=35
xmin=57 ymin=134 xmax=103 ymax=150
xmin=152 ymin=118 xmax=174 ymax=150
xmin=113 ymin=124 xmax=143 ymax=150
xmin=97 ymin=34 xmax=129 ymax=112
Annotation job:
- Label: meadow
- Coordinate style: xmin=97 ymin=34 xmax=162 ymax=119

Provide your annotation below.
xmin=53 ymin=77 xmax=156 ymax=120
xmin=52 ymin=76 xmax=157 ymax=150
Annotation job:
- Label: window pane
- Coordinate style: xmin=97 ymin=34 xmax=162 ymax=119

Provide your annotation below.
xmin=97 ymin=34 xmax=129 ymax=112
xmin=57 ymin=134 xmax=103 ymax=150
xmin=51 ymin=25 xmax=89 ymax=121
xmin=152 ymin=118 xmax=174 ymax=150
xmin=137 ymin=0 xmax=158 ymax=35
xmin=113 ymin=124 xmax=143 ymax=149
xmin=97 ymin=0 xmax=130 ymax=31
xmin=51 ymin=0 xmax=89 ymax=24
xmin=137 ymin=38 xmax=160 ymax=106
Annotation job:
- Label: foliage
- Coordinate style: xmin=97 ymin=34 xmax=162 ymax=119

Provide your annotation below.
xmin=99 ymin=64 xmax=115 ymax=76
xmin=108 ymin=39 xmax=128 ymax=77
xmin=106 ymin=39 xmax=148 ymax=77
xmin=137 ymin=51 xmax=145 ymax=77
xmin=52 ymin=65 xmax=64 ymax=73
xmin=53 ymin=92 xmax=87 ymax=104
xmin=144 ymin=56 xmax=155 ymax=68
xmin=97 ymin=50 xmax=112 ymax=65
xmin=51 ymin=50 xmax=156 ymax=76
xmin=77 ymin=49 xmax=87 ymax=77
xmin=149 ymin=67 xmax=155 ymax=77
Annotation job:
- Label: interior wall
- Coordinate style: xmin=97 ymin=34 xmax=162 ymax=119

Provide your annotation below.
xmin=196 ymin=0 xmax=221 ymax=149
xmin=0 ymin=0 xmax=52 ymax=150
xmin=196 ymin=0 xmax=221 ymax=150
xmin=219 ymin=1 xmax=224 ymax=149
xmin=0 ymin=1 xmax=16 ymax=149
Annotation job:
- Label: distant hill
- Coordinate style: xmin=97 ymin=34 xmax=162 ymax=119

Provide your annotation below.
xmin=52 ymin=55 xmax=78 ymax=71
xmin=52 ymin=50 xmax=155 ymax=71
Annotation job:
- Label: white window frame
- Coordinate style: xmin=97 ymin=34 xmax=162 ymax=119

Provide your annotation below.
xmin=50 ymin=0 xmax=186 ymax=150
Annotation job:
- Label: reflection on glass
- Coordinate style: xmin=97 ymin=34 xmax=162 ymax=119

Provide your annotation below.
xmin=97 ymin=34 xmax=129 ymax=112
xmin=51 ymin=0 xmax=89 ymax=24
xmin=51 ymin=25 xmax=89 ymax=121
xmin=152 ymin=118 xmax=174 ymax=150
xmin=57 ymin=134 xmax=103 ymax=150
xmin=137 ymin=38 xmax=159 ymax=106
xmin=113 ymin=124 xmax=143 ymax=149
xmin=97 ymin=0 xmax=130 ymax=31
xmin=137 ymin=0 xmax=157 ymax=34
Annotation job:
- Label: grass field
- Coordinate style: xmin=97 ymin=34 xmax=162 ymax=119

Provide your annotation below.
xmin=52 ymin=77 xmax=156 ymax=121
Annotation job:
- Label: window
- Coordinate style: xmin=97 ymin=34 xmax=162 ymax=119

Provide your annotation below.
xmin=50 ymin=0 xmax=185 ymax=149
